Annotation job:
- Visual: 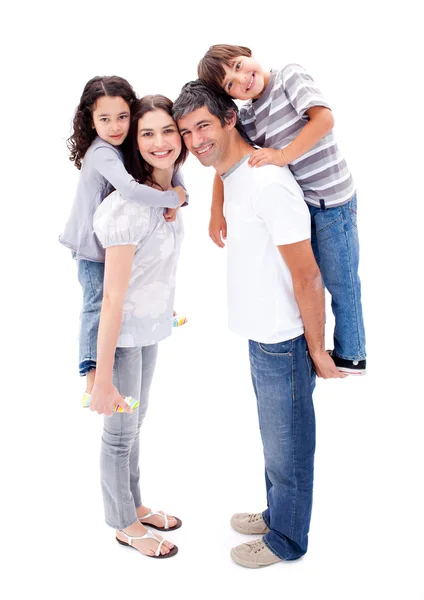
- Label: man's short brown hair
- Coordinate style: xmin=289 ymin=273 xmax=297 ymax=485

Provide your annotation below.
xmin=198 ymin=45 xmax=252 ymax=92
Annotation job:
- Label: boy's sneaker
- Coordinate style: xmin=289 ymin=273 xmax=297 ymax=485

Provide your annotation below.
xmin=329 ymin=351 xmax=366 ymax=375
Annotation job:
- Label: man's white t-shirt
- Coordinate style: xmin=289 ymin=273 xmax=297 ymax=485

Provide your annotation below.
xmin=222 ymin=155 xmax=311 ymax=344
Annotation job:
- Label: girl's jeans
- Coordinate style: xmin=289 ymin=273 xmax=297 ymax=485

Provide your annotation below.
xmin=308 ymin=195 xmax=366 ymax=361
xmin=76 ymin=259 xmax=104 ymax=376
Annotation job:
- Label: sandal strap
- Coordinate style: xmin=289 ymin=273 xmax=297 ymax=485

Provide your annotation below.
xmin=117 ymin=528 xmax=161 ymax=548
xmin=141 ymin=510 xmax=170 ymax=530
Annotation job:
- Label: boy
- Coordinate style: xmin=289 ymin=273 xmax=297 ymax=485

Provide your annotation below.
xmin=198 ymin=45 xmax=366 ymax=375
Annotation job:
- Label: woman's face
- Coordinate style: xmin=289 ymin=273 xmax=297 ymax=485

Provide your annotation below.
xmin=137 ymin=109 xmax=182 ymax=170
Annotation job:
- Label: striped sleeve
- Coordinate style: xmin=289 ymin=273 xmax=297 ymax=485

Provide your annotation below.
xmin=282 ymin=64 xmax=331 ymax=117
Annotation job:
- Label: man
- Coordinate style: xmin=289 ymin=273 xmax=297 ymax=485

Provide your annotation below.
xmin=173 ymin=81 xmax=343 ymax=569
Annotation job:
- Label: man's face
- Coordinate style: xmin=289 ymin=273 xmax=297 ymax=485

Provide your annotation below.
xmin=177 ymin=106 xmax=229 ymax=167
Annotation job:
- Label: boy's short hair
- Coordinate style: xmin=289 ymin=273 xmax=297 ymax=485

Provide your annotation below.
xmin=198 ymin=45 xmax=252 ymax=92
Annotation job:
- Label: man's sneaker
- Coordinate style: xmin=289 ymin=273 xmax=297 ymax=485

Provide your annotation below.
xmin=329 ymin=351 xmax=366 ymax=375
xmin=231 ymin=539 xmax=281 ymax=569
xmin=230 ymin=512 xmax=270 ymax=535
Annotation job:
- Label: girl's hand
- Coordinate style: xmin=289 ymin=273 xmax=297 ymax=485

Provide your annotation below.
xmin=89 ymin=382 xmax=133 ymax=416
xmin=164 ymin=207 xmax=178 ymax=222
xmin=209 ymin=211 xmax=227 ymax=248
xmin=248 ymin=148 xmax=286 ymax=168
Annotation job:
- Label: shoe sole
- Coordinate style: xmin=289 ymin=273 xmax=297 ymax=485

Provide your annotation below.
xmin=138 ymin=517 xmax=182 ymax=531
xmin=230 ymin=548 xmax=279 ymax=568
xmin=336 ymin=367 xmax=367 ymax=375
xmin=116 ymin=537 xmax=178 ymax=558
xmin=231 ymin=522 xmax=270 ymax=535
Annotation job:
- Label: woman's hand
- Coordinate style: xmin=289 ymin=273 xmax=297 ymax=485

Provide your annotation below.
xmin=89 ymin=382 xmax=133 ymax=416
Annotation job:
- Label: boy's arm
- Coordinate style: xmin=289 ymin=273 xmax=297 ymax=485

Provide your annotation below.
xmin=93 ymin=146 xmax=186 ymax=208
xmin=209 ymin=172 xmax=227 ymax=248
xmin=248 ymin=106 xmax=334 ymax=168
xmin=278 ymin=240 xmax=344 ymax=379
xmin=249 ymin=64 xmax=335 ymax=168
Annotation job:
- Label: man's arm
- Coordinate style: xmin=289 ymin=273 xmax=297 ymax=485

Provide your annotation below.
xmin=209 ymin=172 xmax=227 ymax=248
xmin=278 ymin=239 xmax=345 ymax=379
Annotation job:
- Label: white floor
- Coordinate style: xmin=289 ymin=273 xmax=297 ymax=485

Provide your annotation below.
xmin=5 ymin=320 xmax=423 ymax=600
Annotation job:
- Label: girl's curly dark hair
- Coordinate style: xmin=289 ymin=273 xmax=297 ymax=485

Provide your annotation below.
xmin=124 ymin=95 xmax=188 ymax=189
xmin=67 ymin=76 xmax=137 ymax=170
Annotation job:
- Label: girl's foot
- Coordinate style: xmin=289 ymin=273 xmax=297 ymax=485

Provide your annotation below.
xmin=137 ymin=505 xmax=178 ymax=529
xmin=116 ymin=521 xmax=174 ymax=557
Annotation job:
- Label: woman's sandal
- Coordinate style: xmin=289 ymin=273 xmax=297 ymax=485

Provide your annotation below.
xmin=116 ymin=528 xmax=178 ymax=558
xmin=139 ymin=510 xmax=182 ymax=531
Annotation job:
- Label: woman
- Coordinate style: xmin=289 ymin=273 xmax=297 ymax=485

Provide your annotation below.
xmin=89 ymin=95 xmax=188 ymax=558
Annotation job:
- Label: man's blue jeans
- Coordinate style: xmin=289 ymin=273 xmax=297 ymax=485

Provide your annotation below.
xmin=249 ymin=334 xmax=316 ymax=560
xmin=309 ymin=195 xmax=366 ymax=361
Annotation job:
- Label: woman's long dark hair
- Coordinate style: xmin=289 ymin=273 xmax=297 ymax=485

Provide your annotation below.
xmin=124 ymin=95 xmax=188 ymax=189
xmin=67 ymin=76 xmax=137 ymax=170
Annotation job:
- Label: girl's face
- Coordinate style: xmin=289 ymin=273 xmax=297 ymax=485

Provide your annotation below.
xmin=92 ymin=96 xmax=131 ymax=146
xmin=137 ymin=109 xmax=182 ymax=170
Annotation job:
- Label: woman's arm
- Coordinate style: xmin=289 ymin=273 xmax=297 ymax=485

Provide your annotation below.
xmin=89 ymin=245 xmax=136 ymax=415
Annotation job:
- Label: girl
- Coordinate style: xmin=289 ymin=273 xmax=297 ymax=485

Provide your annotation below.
xmin=89 ymin=95 xmax=188 ymax=558
xmin=59 ymin=76 xmax=187 ymax=398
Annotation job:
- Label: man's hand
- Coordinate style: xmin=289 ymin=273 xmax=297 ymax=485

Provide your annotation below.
xmin=310 ymin=350 xmax=347 ymax=379
xmin=89 ymin=382 xmax=133 ymax=416
xmin=248 ymin=148 xmax=286 ymax=168
xmin=172 ymin=185 xmax=187 ymax=206
xmin=164 ymin=207 xmax=178 ymax=222
xmin=209 ymin=211 xmax=227 ymax=248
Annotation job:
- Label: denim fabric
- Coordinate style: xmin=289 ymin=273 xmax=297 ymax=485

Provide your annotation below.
xmin=309 ymin=195 xmax=366 ymax=361
xmin=101 ymin=345 xmax=158 ymax=529
xmin=249 ymin=334 xmax=316 ymax=560
xmin=76 ymin=259 xmax=104 ymax=376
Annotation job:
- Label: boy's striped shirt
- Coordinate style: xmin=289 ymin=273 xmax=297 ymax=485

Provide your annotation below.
xmin=240 ymin=64 xmax=355 ymax=208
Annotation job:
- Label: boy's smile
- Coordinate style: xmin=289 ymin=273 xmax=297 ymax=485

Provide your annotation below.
xmin=221 ymin=56 xmax=270 ymax=101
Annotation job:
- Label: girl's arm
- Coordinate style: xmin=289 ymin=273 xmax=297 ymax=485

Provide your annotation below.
xmin=89 ymin=245 xmax=136 ymax=416
xmin=248 ymin=106 xmax=334 ymax=168
xmin=209 ymin=172 xmax=227 ymax=248
xmin=93 ymin=145 xmax=186 ymax=208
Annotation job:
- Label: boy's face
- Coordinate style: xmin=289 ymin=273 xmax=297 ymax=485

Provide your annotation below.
xmin=221 ymin=56 xmax=266 ymax=101
xmin=177 ymin=106 xmax=229 ymax=168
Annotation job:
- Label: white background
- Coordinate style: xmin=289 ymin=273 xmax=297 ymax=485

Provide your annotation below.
xmin=2 ymin=1 xmax=423 ymax=598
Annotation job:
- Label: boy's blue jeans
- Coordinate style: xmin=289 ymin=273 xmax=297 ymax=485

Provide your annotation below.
xmin=76 ymin=259 xmax=104 ymax=376
xmin=249 ymin=334 xmax=316 ymax=560
xmin=309 ymin=195 xmax=366 ymax=361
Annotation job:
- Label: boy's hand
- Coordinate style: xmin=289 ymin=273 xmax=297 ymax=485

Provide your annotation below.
xmin=248 ymin=148 xmax=286 ymax=168
xmin=90 ymin=382 xmax=133 ymax=416
xmin=164 ymin=207 xmax=178 ymax=222
xmin=310 ymin=350 xmax=347 ymax=379
xmin=172 ymin=185 xmax=187 ymax=206
xmin=209 ymin=211 xmax=227 ymax=248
